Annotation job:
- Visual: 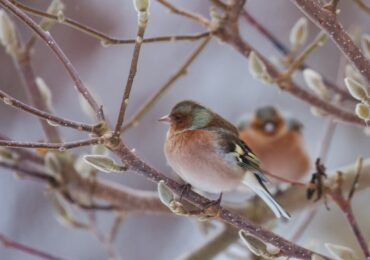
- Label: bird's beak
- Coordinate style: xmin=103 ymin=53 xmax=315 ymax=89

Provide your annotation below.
xmin=158 ymin=115 xmax=171 ymax=124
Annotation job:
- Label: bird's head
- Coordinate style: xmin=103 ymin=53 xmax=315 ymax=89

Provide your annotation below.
xmin=250 ymin=106 xmax=285 ymax=137
xmin=159 ymin=100 xmax=213 ymax=132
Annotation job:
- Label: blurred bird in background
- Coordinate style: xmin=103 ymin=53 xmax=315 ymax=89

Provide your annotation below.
xmin=238 ymin=106 xmax=310 ymax=183
xmin=160 ymin=101 xmax=290 ymax=219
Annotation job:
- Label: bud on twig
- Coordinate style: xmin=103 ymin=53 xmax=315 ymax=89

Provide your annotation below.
xmin=290 ymin=17 xmax=308 ymax=49
xmin=355 ymin=103 xmax=370 ymax=121
xmin=325 ymin=243 xmax=359 ymax=260
xmin=239 ymin=230 xmax=280 ymax=258
xmin=0 ymin=9 xmax=18 ymax=58
xmin=133 ymin=0 xmax=150 ymax=26
xmin=344 ymin=77 xmax=368 ymax=101
xmin=36 ymin=77 xmax=54 ymax=112
xmin=303 ymin=69 xmax=330 ymax=100
xmin=40 ymin=0 xmax=65 ymax=30
xmin=83 ymin=155 xmax=127 ymax=173
xmin=345 ymin=64 xmax=365 ymax=86
xmin=248 ymin=52 xmax=273 ymax=84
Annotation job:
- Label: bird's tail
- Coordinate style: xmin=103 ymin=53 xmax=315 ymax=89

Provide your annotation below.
xmin=243 ymin=173 xmax=291 ymax=220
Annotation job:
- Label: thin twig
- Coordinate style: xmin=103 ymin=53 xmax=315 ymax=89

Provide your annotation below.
xmin=109 ymin=212 xmax=126 ymax=243
xmin=291 ymin=0 xmax=370 ymax=83
xmin=15 ymin=50 xmax=61 ymax=142
xmin=10 ymin=1 xmax=211 ymax=45
xmin=351 ymin=0 xmax=370 ymax=14
xmin=114 ymin=15 xmax=148 ymax=134
xmin=0 ymin=137 xmax=102 ymax=150
xmin=0 ymin=160 xmax=58 ymax=185
xmin=329 ymin=170 xmax=370 ymax=259
xmin=0 ymin=89 xmax=96 ymax=133
xmin=156 ymin=0 xmax=210 ymax=27
xmin=348 ymin=157 xmax=363 ymax=201
xmin=290 ymin=206 xmax=318 ymax=242
xmin=0 ymin=0 xmax=104 ymax=120
xmin=87 ymin=212 xmax=121 ymax=260
xmin=0 ymin=232 xmax=65 ymax=260
xmin=121 ymin=36 xmax=211 ymax=132
xmin=0 ymin=134 xmax=44 ymax=164
xmin=179 ymin=226 xmax=238 ymax=260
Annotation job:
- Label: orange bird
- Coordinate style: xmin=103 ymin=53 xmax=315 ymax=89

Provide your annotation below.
xmin=238 ymin=106 xmax=310 ymax=183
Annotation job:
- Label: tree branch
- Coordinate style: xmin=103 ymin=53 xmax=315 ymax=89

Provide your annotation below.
xmin=9 ymin=1 xmax=211 ymax=45
xmin=0 ymin=137 xmax=102 ymax=150
xmin=0 ymin=88 xmax=96 ymax=133
xmin=0 ymin=232 xmax=65 ymax=260
xmin=156 ymin=0 xmax=210 ymax=27
xmin=114 ymin=11 xmax=148 ymax=134
xmin=15 ymin=50 xmax=61 ymax=142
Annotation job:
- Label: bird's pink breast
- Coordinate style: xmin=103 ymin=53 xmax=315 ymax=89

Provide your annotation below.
xmin=165 ymin=130 xmax=243 ymax=193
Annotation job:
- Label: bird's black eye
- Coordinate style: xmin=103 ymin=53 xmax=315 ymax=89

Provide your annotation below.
xmin=172 ymin=114 xmax=183 ymax=122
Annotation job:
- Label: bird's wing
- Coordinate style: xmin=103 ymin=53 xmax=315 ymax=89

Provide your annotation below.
xmin=213 ymin=129 xmax=268 ymax=183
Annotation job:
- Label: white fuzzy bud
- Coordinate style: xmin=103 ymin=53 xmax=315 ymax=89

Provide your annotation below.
xmin=248 ymin=52 xmax=273 ymax=84
xmin=0 ymin=10 xmax=18 ymax=57
xmin=325 ymin=243 xmax=359 ymax=260
xmin=345 ymin=64 xmax=365 ymax=86
xmin=310 ymin=106 xmax=327 ymax=117
xmin=83 ymin=155 xmax=127 ymax=173
xmin=36 ymin=77 xmax=53 ymax=111
xmin=157 ymin=181 xmax=174 ymax=206
xmin=355 ymin=103 xmax=370 ymax=120
xmin=40 ymin=0 xmax=65 ymax=30
xmin=133 ymin=0 xmax=149 ymax=12
xmin=290 ymin=17 xmax=308 ymax=48
xmin=239 ymin=230 xmax=280 ymax=258
xmin=303 ymin=69 xmax=330 ymax=100
xmin=344 ymin=77 xmax=368 ymax=101
xmin=361 ymin=34 xmax=370 ymax=59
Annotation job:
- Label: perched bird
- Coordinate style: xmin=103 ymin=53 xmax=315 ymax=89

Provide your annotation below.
xmin=239 ymin=106 xmax=310 ymax=182
xmin=160 ymin=100 xmax=290 ymax=219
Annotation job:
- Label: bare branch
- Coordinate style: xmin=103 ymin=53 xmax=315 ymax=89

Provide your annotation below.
xmin=0 ymin=137 xmax=102 ymax=150
xmin=0 ymin=0 xmax=104 ymax=120
xmin=0 ymin=88 xmax=96 ymax=133
xmin=348 ymin=157 xmax=364 ymax=201
xmin=114 ymin=11 xmax=148 ymax=134
xmin=156 ymin=0 xmax=210 ymax=27
xmin=122 ymin=36 xmax=211 ymax=132
xmin=329 ymin=171 xmax=370 ymax=259
xmin=351 ymin=0 xmax=370 ymax=14
xmin=179 ymin=226 xmax=238 ymax=260
xmin=15 ymin=50 xmax=61 ymax=142
xmin=10 ymin=1 xmax=210 ymax=45
xmin=0 ymin=232 xmax=65 ymax=260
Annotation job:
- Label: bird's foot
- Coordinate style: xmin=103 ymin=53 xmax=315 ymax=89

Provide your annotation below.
xmin=179 ymin=183 xmax=192 ymax=201
xmin=201 ymin=193 xmax=223 ymax=218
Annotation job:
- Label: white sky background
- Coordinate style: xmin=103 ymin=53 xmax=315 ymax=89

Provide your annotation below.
xmin=0 ymin=0 xmax=370 ymax=259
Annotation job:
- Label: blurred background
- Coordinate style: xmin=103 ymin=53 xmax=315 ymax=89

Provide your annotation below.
xmin=0 ymin=0 xmax=370 ymax=259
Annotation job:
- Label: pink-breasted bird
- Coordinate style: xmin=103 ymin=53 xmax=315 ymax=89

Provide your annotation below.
xmin=160 ymin=100 xmax=290 ymax=219
xmin=238 ymin=106 xmax=310 ymax=183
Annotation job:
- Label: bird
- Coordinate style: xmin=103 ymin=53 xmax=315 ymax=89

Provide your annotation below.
xmin=160 ymin=100 xmax=290 ymax=219
xmin=238 ymin=106 xmax=310 ymax=183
